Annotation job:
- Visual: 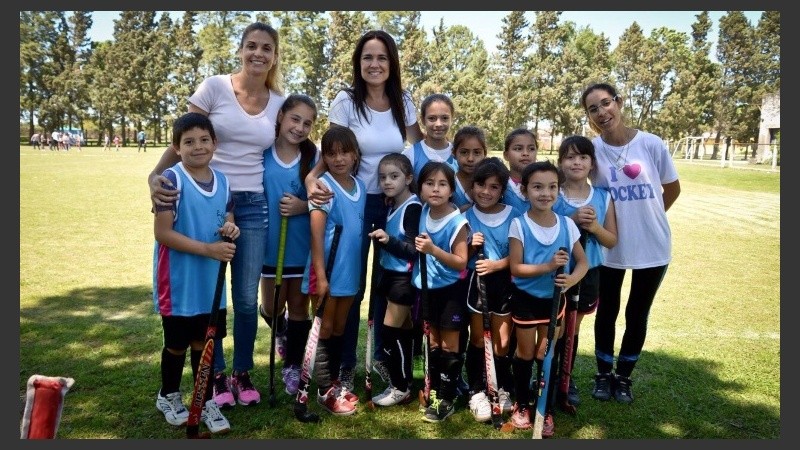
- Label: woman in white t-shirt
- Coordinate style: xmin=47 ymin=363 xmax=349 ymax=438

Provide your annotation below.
xmin=580 ymin=82 xmax=681 ymax=405
xmin=306 ymin=30 xmax=423 ymax=398
xmin=148 ymin=22 xmax=286 ymax=414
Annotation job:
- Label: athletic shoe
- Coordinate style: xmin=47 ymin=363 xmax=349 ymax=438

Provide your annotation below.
xmin=613 ymin=375 xmax=634 ymax=404
xmin=372 ymin=360 xmax=391 ymax=383
xmin=568 ymin=378 xmax=581 ymax=406
xmin=282 ymin=365 xmax=301 ymax=396
xmin=231 ymin=371 xmax=261 ymax=406
xmin=419 ymin=389 xmax=435 ymax=412
xmin=156 ymin=391 xmax=189 ymax=426
xmin=592 ymin=372 xmax=613 ymax=401
xmin=317 ymin=385 xmax=356 ymax=415
xmin=468 ymin=391 xmax=492 ymax=423
xmin=213 ymin=373 xmax=235 ymax=409
xmin=510 ymin=404 xmax=531 ymax=430
xmin=339 ymin=367 xmax=355 ymax=392
xmin=497 ymin=388 xmax=514 ymax=414
xmin=542 ymin=413 xmax=555 ymax=438
xmin=422 ymin=395 xmax=454 ymax=423
xmin=201 ymin=399 xmax=231 ymax=434
xmin=333 ymin=380 xmax=359 ymax=404
xmin=372 ymin=385 xmax=411 ymax=407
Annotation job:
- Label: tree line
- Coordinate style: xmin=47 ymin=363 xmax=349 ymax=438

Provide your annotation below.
xmin=19 ymin=11 xmax=779 ymax=155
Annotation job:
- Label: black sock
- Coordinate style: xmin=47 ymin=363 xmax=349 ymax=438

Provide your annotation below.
xmin=465 ymin=342 xmax=484 ymax=394
xmin=439 ymin=350 xmax=462 ymax=402
xmin=286 ymin=319 xmax=310 ymax=367
xmin=315 ymin=338 xmax=332 ymax=393
xmin=512 ymin=356 xmax=533 ymax=408
xmin=381 ymin=325 xmax=405 ymax=389
xmin=161 ymin=347 xmax=185 ymax=395
xmin=190 ymin=349 xmax=201 ymax=380
xmin=429 ymin=347 xmax=442 ymax=393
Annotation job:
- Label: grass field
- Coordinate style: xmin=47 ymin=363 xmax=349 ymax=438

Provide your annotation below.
xmin=19 ymin=146 xmax=780 ymax=439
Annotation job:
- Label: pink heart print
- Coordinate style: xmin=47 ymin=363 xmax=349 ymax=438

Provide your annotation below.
xmin=622 ymin=163 xmax=641 ymax=179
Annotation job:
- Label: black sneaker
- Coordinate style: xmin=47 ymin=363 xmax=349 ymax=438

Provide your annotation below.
xmin=422 ymin=396 xmax=455 ymax=423
xmin=613 ymin=375 xmax=634 ymax=404
xmin=568 ymin=378 xmax=581 ymax=406
xmin=592 ymin=372 xmax=613 ymax=401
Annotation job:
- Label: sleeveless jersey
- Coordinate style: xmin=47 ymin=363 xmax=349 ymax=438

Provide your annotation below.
xmin=411 ymin=204 xmax=470 ymax=289
xmin=380 ymin=194 xmax=422 ymax=273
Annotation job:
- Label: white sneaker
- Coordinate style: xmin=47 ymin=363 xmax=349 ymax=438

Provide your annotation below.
xmin=498 ymin=388 xmax=513 ymax=414
xmin=201 ymin=399 xmax=231 ymax=434
xmin=156 ymin=391 xmax=189 ymax=426
xmin=372 ymin=386 xmax=411 ymax=407
xmin=469 ymin=391 xmax=492 ymax=423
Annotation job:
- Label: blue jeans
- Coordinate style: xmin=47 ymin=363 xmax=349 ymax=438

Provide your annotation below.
xmin=341 ymin=193 xmax=388 ymax=371
xmin=213 ymin=191 xmax=268 ymax=375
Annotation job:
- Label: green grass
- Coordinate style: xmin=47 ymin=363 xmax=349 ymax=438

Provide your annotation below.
xmin=19 ymin=146 xmax=780 ymax=439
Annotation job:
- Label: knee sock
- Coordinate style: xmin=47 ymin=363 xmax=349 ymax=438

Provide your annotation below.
xmin=381 ymin=325 xmax=404 ymax=390
xmin=328 ymin=335 xmax=343 ymax=383
xmin=465 ymin=342 xmax=485 ymax=394
xmin=512 ymin=356 xmax=534 ymax=408
xmin=190 ymin=349 xmax=201 ymax=381
xmin=494 ymin=354 xmax=511 ymax=392
xmin=286 ymin=319 xmax=311 ymax=368
xmin=160 ymin=348 xmax=185 ymax=395
xmin=439 ymin=350 xmax=462 ymax=403
xmin=429 ymin=347 xmax=442 ymax=393
xmin=401 ymin=328 xmax=414 ymax=388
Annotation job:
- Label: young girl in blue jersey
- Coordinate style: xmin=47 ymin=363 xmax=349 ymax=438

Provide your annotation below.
xmin=462 ymin=157 xmax=516 ymax=423
xmin=367 ymin=153 xmax=422 ymax=407
xmin=258 ymin=94 xmax=320 ymax=396
xmin=451 ymin=126 xmax=488 ymax=211
xmin=502 ymin=128 xmax=539 ymax=216
xmin=301 ymin=126 xmax=366 ymax=416
xmin=153 ymin=112 xmax=240 ymax=434
xmin=402 ymin=94 xmax=457 ymax=178
xmin=507 ymin=160 xmax=588 ymax=436
xmin=552 ymin=135 xmax=617 ymax=408
xmin=412 ymin=161 xmax=470 ymax=422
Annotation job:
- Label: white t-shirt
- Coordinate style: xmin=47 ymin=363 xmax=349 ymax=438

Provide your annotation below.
xmin=591 ymin=130 xmax=679 ymax=269
xmin=189 ymin=74 xmax=286 ymax=193
xmin=328 ymin=90 xmax=417 ymax=194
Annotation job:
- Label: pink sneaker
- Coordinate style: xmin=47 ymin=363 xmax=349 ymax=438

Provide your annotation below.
xmin=212 ymin=373 xmax=235 ymax=409
xmin=333 ymin=380 xmax=359 ymax=404
xmin=230 ymin=371 xmax=261 ymax=406
xmin=510 ymin=403 xmax=531 ymax=430
xmin=317 ymin=385 xmax=356 ymax=415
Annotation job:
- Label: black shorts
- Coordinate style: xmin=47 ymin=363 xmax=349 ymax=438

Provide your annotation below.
xmin=564 ymin=266 xmax=599 ymax=314
xmin=421 ymin=277 xmax=468 ymax=331
xmin=378 ymin=270 xmax=416 ymax=307
xmin=261 ymin=265 xmax=305 ymax=279
xmin=161 ymin=309 xmax=227 ymax=349
xmin=509 ymin=285 xmax=565 ymax=329
xmin=466 ymin=269 xmax=512 ymax=316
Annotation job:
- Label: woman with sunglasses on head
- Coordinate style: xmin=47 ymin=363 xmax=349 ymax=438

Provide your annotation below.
xmin=580 ymin=82 xmax=680 ymax=405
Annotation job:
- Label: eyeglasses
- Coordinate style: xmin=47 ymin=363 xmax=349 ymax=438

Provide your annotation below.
xmin=586 ymin=95 xmax=618 ymax=115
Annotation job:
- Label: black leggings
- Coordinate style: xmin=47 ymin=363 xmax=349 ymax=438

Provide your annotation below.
xmin=594 ymin=265 xmax=668 ymax=377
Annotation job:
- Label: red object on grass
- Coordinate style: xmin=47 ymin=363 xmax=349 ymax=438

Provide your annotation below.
xmin=20 ymin=375 xmax=75 ymax=439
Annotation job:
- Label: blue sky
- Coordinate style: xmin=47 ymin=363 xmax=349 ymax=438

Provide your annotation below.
xmin=88 ymin=11 xmax=764 ymax=55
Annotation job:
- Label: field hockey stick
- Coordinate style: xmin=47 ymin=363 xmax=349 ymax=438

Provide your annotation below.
xmin=187 ymin=236 xmax=232 ymax=439
xmin=558 ymin=231 xmax=587 ymax=415
xmin=365 ymin=227 xmax=379 ymax=409
xmin=269 ymin=216 xmax=289 ymax=407
xmin=532 ymin=246 xmax=567 ymax=440
xmin=477 ymin=250 xmax=504 ymax=429
xmin=293 ymin=224 xmax=343 ymax=423
xmin=417 ymin=247 xmax=431 ymax=409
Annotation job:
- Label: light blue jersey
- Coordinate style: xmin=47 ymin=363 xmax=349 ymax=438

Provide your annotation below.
xmin=463 ymin=204 xmax=515 ymax=269
xmin=510 ymin=214 xmax=572 ymax=298
xmin=153 ymin=163 xmax=230 ymax=316
xmin=553 ymin=186 xmax=611 ymax=270
xmin=301 ymin=173 xmax=367 ymax=297
xmin=412 ymin=204 xmax=470 ymax=289
xmin=380 ymin=194 xmax=422 ymax=273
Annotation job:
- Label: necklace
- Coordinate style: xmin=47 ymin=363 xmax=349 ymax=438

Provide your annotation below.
xmin=602 ymin=129 xmax=634 ymax=171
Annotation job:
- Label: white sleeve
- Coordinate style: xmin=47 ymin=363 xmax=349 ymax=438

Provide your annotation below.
xmin=403 ymin=92 xmax=418 ymax=126
xmin=187 ymin=75 xmax=219 ymax=114
xmin=509 ymin=217 xmax=524 ymax=246
xmin=328 ymin=91 xmax=351 ymax=127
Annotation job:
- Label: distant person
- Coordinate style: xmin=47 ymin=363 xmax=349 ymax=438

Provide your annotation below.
xmin=138 ymin=130 xmax=147 ymax=152
xmin=30 ymin=132 xmax=41 ymax=149
xmin=580 ymin=82 xmax=680 ymax=404
xmin=113 ymin=135 xmax=121 ymax=151
xmin=61 ymin=132 xmax=70 ymax=151
xmin=103 ymin=133 xmax=111 ymax=151
xmin=51 ymin=131 xmax=60 ymax=150
xmin=152 ymin=112 xmax=238 ymax=434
